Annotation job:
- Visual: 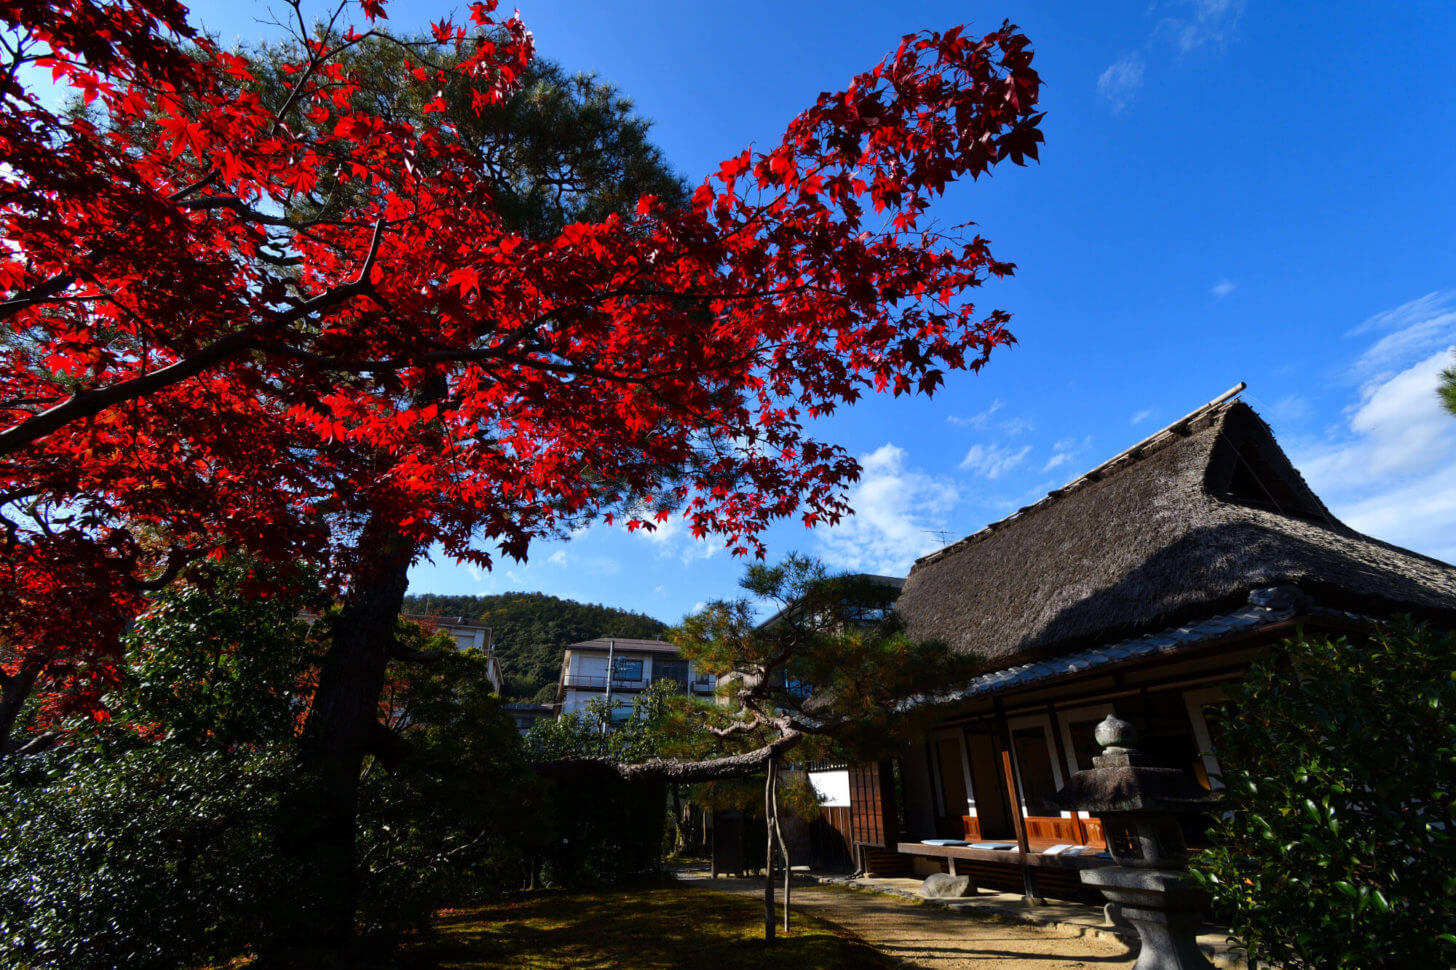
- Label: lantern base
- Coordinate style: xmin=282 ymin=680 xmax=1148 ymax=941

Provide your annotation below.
xmin=1080 ymin=867 xmax=1214 ymax=970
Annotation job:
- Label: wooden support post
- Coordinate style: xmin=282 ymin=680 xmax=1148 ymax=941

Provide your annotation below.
xmin=996 ymin=699 xmax=1043 ymax=905
xmin=999 ymin=748 xmax=1040 ymax=902
xmin=923 ymin=739 xmax=943 ymax=828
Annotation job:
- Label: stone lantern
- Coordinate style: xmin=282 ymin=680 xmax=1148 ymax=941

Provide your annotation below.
xmin=1051 ymin=715 xmax=1222 ymax=970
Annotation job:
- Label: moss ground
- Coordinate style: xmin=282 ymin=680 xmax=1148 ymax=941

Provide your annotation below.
xmin=400 ymin=883 xmax=896 ymax=970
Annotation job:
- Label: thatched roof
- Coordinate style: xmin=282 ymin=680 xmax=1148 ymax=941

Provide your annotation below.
xmin=895 ymin=398 xmax=1456 ymax=668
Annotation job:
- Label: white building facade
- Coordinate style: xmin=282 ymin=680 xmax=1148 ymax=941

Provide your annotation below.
xmin=555 ymin=637 xmax=716 ymax=720
xmin=401 ymin=614 xmax=503 ymax=693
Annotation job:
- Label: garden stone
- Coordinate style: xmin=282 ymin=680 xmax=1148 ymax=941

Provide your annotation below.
xmin=921 ymin=873 xmax=976 ymax=898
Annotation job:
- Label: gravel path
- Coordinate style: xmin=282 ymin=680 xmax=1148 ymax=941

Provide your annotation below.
xmin=679 ymin=874 xmax=1137 ymax=970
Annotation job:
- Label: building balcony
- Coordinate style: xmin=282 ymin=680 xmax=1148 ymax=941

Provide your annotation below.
xmin=561 ymin=673 xmax=716 ymax=693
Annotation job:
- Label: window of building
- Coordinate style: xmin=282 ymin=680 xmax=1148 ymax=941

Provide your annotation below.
xmin=655 ymin=659 xmax=689 ymax=689
xmin=612 ymin=657 xmax=643 ymax=682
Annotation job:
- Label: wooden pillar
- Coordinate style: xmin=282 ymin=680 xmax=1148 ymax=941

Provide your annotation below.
xmin=922 ymin=740 xmax=942 ymax=821
xmin=995 ymin=698 xmax=1042 ymax=904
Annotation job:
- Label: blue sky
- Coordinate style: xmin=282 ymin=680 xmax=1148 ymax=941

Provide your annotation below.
xmin=184 ymin=0 xmax=1456 ymax=622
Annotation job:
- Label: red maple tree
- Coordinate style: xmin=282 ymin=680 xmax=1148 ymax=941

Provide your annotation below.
xmin=1 ymin=0 xmax=1041 ymax=947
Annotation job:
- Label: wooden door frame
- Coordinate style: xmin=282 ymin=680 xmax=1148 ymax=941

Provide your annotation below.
xmin=1054 ymin=701 xmax=1116 ymax=821
xmin=1005 ymin=712 xmax=1065 ymax=819
xmin=1183 ymin=685 xmax=1230 ymax=790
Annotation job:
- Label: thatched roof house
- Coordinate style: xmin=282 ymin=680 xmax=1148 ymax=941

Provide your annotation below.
xmin=831 ymin=390 xmax=1456 ymax=896
xmin=895 ymin=397 xmax=1456 ymax=670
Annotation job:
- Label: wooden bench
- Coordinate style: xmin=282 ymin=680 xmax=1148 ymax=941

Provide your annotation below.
xmin=896 ymin=838 xmax=1113 ymax=901
xmin=895 ymin=840 xmax=1113 ymax=876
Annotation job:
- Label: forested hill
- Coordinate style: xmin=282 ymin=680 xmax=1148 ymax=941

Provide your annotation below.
xmin=400 ymin=592 xmax=670 ymax=702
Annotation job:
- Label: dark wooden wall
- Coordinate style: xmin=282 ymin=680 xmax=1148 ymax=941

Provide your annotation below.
xmin=847 ymin=761 xmax=897 ymax=848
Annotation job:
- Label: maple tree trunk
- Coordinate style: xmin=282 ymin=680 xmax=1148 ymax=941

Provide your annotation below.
xmin=280 ymin=518 xmax=413 ymax=957
xmin=0 ymin=656 xmax=43 ymax=755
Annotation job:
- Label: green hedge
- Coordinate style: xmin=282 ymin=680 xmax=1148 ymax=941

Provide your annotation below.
xmin=1193 ymin=622 xmax=1456 ymax=968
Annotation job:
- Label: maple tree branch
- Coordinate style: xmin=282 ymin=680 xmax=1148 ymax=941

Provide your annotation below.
xmin=389 ymin=644 xmax=447 ymax=663
xmin=266 ymin=1 xmax=368 ymax=130
xmin=0 ymin=170 xmax=231 ymax=324
xmin=0 ymin=219 xmax=386 ymax=456
xmin=178 ymin=196 xmax=320 ymax=228
xmin=0 ymin=274 xmax=77 ymax=322
xmin=353 ymin=217 xmax=386 ymax=287
xmin=132 ymin=547 xmax=195 ymax=592
xmin=170 ymin=169 xmax=221 ymax=202
xmin=0 ymin=330 xmax=252 ymax=456
xmin=365 ymin=719 xmax=410 ymax=772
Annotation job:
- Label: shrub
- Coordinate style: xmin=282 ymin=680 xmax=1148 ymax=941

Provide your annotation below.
xmin=523 ymin=682 xmax=696 ymax=886
xmin=0 ymin=563 xmax=546 ymax=965
xmin=1193 ymin=622 xmax=1456 ymax=969
xmin=355 ymin=644 xmax=549 ymax=938
xmin=0 ymin=741 xmax=294 ymax=970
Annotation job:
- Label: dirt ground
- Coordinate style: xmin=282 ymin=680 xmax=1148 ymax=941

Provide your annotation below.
xmin=682 ymin=875 xmax=1138 ymax=970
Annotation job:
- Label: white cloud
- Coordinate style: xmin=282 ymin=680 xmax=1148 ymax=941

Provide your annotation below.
xmin=959 ymin=442 xmax=1031 ymax=479
xmin=635 ymin=513 xmax=682 ymax=544
xmin=1160 ymin=0 xmax=1247 ymax=52
xmin=1042 ymin=451 xmax=1074 ymax=473
xmin=948 ymin=401 xmax=1032 ymax=437
xmin=1103 ymin=2 xmax=1244 ymax=115
xmin=547 ymin=549 xmax=568 ymax=566
xmin=816 ymin=443 xmax=958 ymax=576
xmin=947 ymin=398 xmax=1004 ymax=429
xmin=1041 ymin=435 xmax=1092 ymax=475
xmin=1325 ymin=471 xmax=1456 ymax=563
xmin=1301 ymin=349 xmax=1456 ymax=482
xmin=1291 ymin=291 xmax=1456 ymax=563
xmin=1211 ymin=279 xmax=1235 ymax=299
xmin=1347 ymin=291 xmax=1456 ymax=381
xmin=1131 ymin=408 xmax=1154 ymax=425
xmin=632 ymin=511 xmax=720 ymax=564
xmin=1097 ymin=54 xmax=1144 ymax=113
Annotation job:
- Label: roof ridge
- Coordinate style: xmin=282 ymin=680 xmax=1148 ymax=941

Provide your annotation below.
xmin=914 ymin=383 xmax=1247 ymax=569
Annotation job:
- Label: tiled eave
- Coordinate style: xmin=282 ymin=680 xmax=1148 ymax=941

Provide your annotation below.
xmin=907 ymin=587 xmax=1362 ymax=710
